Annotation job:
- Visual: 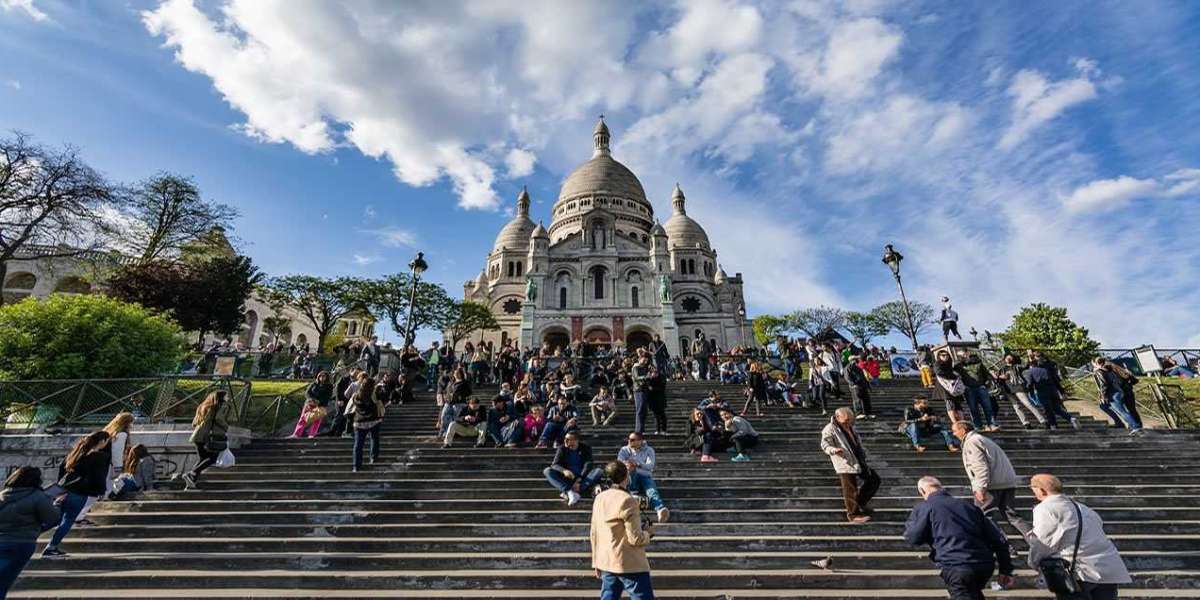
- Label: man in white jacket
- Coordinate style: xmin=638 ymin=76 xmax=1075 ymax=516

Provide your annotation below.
xmin=1024 ymin=474 xmax=1131 ymax=599
xmin=820 ymin=408 xmax=880 ymax=524
xmin=617 ymin=432 xmax=669 ymax=523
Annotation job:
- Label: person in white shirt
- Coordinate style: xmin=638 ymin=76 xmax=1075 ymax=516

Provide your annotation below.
xmin=1024 ymin=474 xmax=1131 ymax=600
xmin=616 ymin=432 xmax=669 ymax=523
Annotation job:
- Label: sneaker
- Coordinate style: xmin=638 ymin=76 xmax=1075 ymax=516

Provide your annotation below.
xmin=914 ymin=446 xmax=926 ymax=453
xmin=948 ymin=446 xmax=960 ymax=453
xmin=535 ymin=442 xmax=548 ymax=449
xmin=182 ymin=472 xmax=197 ymax=490
xmin=850 ymin=515 xmax=872 ymax=524
xmin=657 ymin=507 xmax=670 ymax=523
xmin=700 ymin=455 xmax=719 ymax=463
xmin=566 ymin=490 xmax=581 ymax=506
xmin=855 ymin=414 xmax=867 ymax=420
xmin=731 ymin=453 xmax=751 ymax=462
xmin=1070 ymin=418 xmax=1081 ymax=430
xmin=40 ymin=546 xmax=68 ymax=558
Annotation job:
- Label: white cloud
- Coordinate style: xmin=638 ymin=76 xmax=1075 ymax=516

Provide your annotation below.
xmin=1063 ymin=168 xmax=1200 ymax=212
xmin=811 ymin=18 xmax=902 ymax=99
xmin=1 ymin=0 xmax=48 ymax=22
xmin=352 ymin=254 xmax=379 ymax=266
xmin=361 ymin=226 xmax=417 ymax=249
xmin=825 ymin=94 xmax=971 ymax=174
xmin=5 ymin=80 xmax=20 ymax=90
xmin=504 ymin=148 xmax=536 ymax=178
xmin=998 ymin=60 xmax=1101 ymax=150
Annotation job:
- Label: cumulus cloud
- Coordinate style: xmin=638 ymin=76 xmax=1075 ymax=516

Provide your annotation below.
xmin=360 ymin=226 xmax=417 ymax=249
xmin=352 ymin=254 xmax=379 ymax=266
xmin=1063 ymin=168 xmax=1200 ymax=212
xmin=504 ymin=148 xmax=537 ymax=178
xmin=1 ymin=0 xmax=48 ymax=22
xmin=998 ymin=59 xmax=1102 ymax=150
xmin=4 ymin=80 xmax=20 ymax=90
xmin=810 ymin=18 xmax=902 ymax=99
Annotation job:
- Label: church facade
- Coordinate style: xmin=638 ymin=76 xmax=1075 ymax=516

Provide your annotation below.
xmin=463 ymin=119 xmax=753 ymax=356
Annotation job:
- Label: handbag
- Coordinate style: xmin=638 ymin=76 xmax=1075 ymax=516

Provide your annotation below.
xmin=214 ymin=448 xmax=236 ymax=469
xmin=1038 ymin=500 xmax=1084 ymax=595
xmin=937 ymin=376 xmax=966 ymax=397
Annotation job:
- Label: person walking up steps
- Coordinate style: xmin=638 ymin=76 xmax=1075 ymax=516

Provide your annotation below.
xmin=953 ymin=422 xmax=1028 ymax=539
xmin=347 ymin=377 xmax=384 ymax=472
xmin=40 ymin=432 xmax=111 ymax=558
xmin=821 ymin=407 xmax=880 ymax=524
xmin=183 ymin=391 xmax=232 ymax=490
xmin=0 ymin=467 xmax=60 ymax=590
xmin=591 ymin=460 xmax=656 ymax=600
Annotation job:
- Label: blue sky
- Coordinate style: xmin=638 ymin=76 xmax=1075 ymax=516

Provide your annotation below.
xmin=2 ymin=0 xmax=1198 ymax=348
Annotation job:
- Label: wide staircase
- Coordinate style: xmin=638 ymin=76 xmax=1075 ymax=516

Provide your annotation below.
xmin=12 ymin=379 xmax=1200 ymax=598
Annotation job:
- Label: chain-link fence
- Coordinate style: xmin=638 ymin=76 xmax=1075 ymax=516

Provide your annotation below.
xmin=0 ymin=376 xmax=252 ymax=432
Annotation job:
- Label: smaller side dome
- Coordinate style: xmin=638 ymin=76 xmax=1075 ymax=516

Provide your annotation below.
xmin=531 ymin=221 xmax=548 ymax=239
xmin=714 ymin=264 xmax=728 ymax=284
xmin=650 ymin=221 xmax=667 ymax=237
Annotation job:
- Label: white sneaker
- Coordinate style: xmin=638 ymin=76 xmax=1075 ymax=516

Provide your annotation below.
xmin=657 ymin=507 xmax=670 ymax=523
xmin=1071 ymin=418 xmax=1081 ymax=430
xmin=566 ymin=490 xmax=581 ymax=506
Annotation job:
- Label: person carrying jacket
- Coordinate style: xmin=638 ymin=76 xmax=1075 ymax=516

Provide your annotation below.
xmin=590 ymin=461 xmax=655 ymax=600
xmin=953 ymin=422 xmax=1027 ymax=537
xmin=41 ymin=432 xmax=112 ymax=558
xmin=544 ymin=432 xmax=602 ymax=506
xmin=0 ymin=467 xmax=61 ymax=591
xmin=820 ymin=407 xmax=880 ymax=523
xmin=904 ymin=476 xmax=1014 ymax=599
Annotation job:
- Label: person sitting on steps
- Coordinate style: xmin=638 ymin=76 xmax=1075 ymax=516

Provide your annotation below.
xmin=616 ymin=432 xmax=670 ymax=523
xmin=720 ymin=409 xmax=759 ymax=462
xmin=443 ymin=396 xmax=488 ymax=448
xmin=537 ymin=394 xmax=580 ymax=449
xmin=590 ymin=386 xmax=618 ymax=428
xmin=903 ymin=396 xmax=960 ymax=453
xmin=487 ymin=394 xmax=524 ymax=448
xmin=543 ymin=432 xmax=602 ymax=506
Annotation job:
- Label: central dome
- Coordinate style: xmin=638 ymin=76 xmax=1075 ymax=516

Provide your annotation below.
xmin=548 ymin=118 xmax=655 ymax=241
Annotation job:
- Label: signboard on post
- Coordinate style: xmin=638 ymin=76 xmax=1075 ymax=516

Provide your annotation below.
xmin=213 ymin=356 xmax=237 ymax=377
xmin=1134 ymin=345 xmax=1162 ymax=374
xmin=889 ymin=351 xmax=921 ymax=377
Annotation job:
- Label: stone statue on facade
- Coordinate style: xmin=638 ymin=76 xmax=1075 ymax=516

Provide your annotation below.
xmin=525 ymin=277 xmax=537 ymax=303
xmin=659 ymin=274 xmax=672 ymax=303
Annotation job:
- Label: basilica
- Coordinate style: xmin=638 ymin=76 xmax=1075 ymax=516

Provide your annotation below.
xmin=464 ymin=118 xmax=753 ymax=357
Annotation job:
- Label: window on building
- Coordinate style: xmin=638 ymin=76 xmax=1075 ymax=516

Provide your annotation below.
xmin=516 ymin=261 xmax=523 ymax=276
xmin=679 ymin=259 xmax=686 ymax=273
xmin=631 ymin=286 xmax=639 ymax=308
xmin=590 ymin=265 xmax=606 ymax=299
xmin=559 ymin=287 xmax=568 ymax=309
xmin=688 ymin=259 xmax=696 ymax=275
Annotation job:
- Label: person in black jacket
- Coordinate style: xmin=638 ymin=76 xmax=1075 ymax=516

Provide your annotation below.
xmin=0 ymin=467 xmax=61 ymax=591
xmin=443 ymin=397 xmax=488 ymax=448
xmin=1024 ymin=353 xmax=1077 ymax=431
xmin=41 ymin=432 xmax=112 ymax=558
xmin=631 ymin=353 xmax=653 ymax=434
xmin=646 ymin=366 xmax=669 ymax=435
xmin=741 ymin=362 xmax=769 ymax=417
xmin=845 ymin=357 xmax=874 ymax=419
xmin=542 ymin=432 xmax=601 ymax=506
xmin=1091 ymin=358 xmax=1142 ymax=433
xmin=904 ymin=476 xmax=1014 ymax=599
xmin=326 ymin=368 xmax=358 ymax=437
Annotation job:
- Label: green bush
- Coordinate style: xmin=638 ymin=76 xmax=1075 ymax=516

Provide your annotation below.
xmin=0 ymin=294 xmax=185 ymax=380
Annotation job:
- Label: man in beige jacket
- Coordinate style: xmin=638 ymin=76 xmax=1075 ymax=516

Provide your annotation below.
xmin=590 ymin=461 xmax=656 ymax=600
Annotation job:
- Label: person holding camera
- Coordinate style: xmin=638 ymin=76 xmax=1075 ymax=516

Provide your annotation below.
xmin=1025 ymin=474 xmax=1130 ymax=600
xmin=591 ymin=460 xmax=655 ymax=600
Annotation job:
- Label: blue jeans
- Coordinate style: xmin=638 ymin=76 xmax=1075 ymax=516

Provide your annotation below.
xmin=906 ymin=422 xmax=958 ymax=448
xmin=48 ymin=492 xmax=88 ymax=548
xmin=628 ymin=471 xmax=665 ymax=512
xmin=633 ymin=391 xmax=648 ymax=434
xmin=964 ymin=385 xmax=996 ymax=428
xmin=540 ymin=421 xmax=567 ymax=446
xmin=425 ymin=363 xmax=438 ymax=389
xmin=1102 ymin=391 xmax=1141 ymax=430
xmin=0 ymin=541 xmax=35 ymax=597
xmin=543 ymin=467 xmax=602 ymax=495
xmin=353 ymin=424 xmax=381 ymax=469
xmin=600 ymin=570 xmax=655 ymax=600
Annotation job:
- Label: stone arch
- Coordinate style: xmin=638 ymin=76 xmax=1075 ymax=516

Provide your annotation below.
xmin=295 ymin=333 xmax=309 ymax=347
xmin=4 ymin=272 xmax=36 ymax=290
xmin=583 ymin=325 xmax=612 ymax=346
xmin=53 ymin=276 xmax=91 ymax=294
xmin=239 ymin=310 xmax=259 ymax=346
xmin=541 ymin=326 xmax=570 ymax=353
xmin=625 ymin=326 xmax=653 ymax=350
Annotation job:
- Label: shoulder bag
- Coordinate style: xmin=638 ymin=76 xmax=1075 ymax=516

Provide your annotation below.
xmin=1038 ymin=500 xmax=1084 ymax=595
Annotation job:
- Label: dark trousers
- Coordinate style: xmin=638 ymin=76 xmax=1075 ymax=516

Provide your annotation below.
xmin=599 ymin=570 xmax=655 ymax=600
xmin=1038 ymin=390 xmax=1072 ymax=429
xmin=977 ymin=487 xmax=1029 ymax=536
xmin=940 ymin=563 xmax=994 ymax=600
xmin=1061 ymin=582 xmax=1119 ymax=600
xmin=191 ymin=443 xmax=220 ymax=479
xmin=828 ymin=372 xmax=843 ymax=399
xmin=0 ymin=541 xmax=35 ymax=597
xmin=633 ymin=391 xmax=649 ymax=434
xmin=327 ymin=402 xmax=350 ymax=436
xmin=648 ymin=395 xmax=668 ymax=433
xmin=544 ymin=467 xmax=603 ymax=495
xmin=697 ymin=358 xmax=709 ymax=380
xmin=943 ymin=321 xmax=961 ymax=340
xmin=850 ymin=384 xmax=872 ymax=415
xmin=838 ymin=469 xmax=880 ymax=519
xmin=730 ymin=432 xmax=759 ymax=454
xmin=352 ymin=424 xmax=381 ymax=469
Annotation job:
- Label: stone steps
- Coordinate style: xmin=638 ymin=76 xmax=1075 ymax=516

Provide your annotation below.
xmin=14 ymin=379 xmax=1200 ymax=598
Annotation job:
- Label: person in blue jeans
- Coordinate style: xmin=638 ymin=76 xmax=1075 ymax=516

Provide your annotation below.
xmin=1092 ymin=358 xmax=1143 ymax=434
xmin=42 ymin=431 xmax=112 ymax=558
xmin=903 ymin=397 xmax=961 ymax=453
xmin=543 ymin=433 xmax=602 ymax=506
xmin=956 ymin=352 xmax=998 ymax=431
xmin=591 ymin=461 xmax=656 ymax=600
xmin=0 ymin=467 xmax=61 ymax=595
xmin=616 ymin=433 xmax=669 ymax=523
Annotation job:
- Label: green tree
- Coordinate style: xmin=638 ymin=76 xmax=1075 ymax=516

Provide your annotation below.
xmin=124 ymin=173 xmax=238 ymax=265
xmin=870 ymin=300 xmax=936 ymax=349
xmin=999 ymin=303 xmax=1100 ymax=367
xmin=790 ymin=305 xmax=846 ymax=338
xmin=842 ymin=311 xmax=890 ymax=348
xmin=0 ymin=294 xmax=184 ymax=379
xmin=262 ymin=275 xmax=356 ymax=352
xmin=752 ymin=314 xmax=792 ymax=347
xmin=108 ymin=255 xmax=260 ymax=342
xmin=445 ymin=301 xmax=499 ymax=348
xmin=352 ymin=273 xmax=455 ymax=344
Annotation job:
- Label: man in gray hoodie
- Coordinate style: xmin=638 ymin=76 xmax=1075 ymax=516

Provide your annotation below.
xmin=953 ymin=422 xmax=1028 ymax=536
xmin=617 ymin=432 xmax=669 ymax=523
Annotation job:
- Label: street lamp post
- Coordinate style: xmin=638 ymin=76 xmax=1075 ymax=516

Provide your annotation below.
xmin=403 ymin=252 xmax=428 ymax=349
xmin=881 ymin=244 xmax=919 ymax=351
xmin=737 ymin=304 xmax=747 ymax=348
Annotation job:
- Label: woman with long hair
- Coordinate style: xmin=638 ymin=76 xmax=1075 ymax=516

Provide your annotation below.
xmin=932 ymin=350 xmax=967 ymax=424
xmin=110 ymin=444 xmax=156 ymax=499
xmin=345 ymin=377 xmax=384 ymax=472
xmin=742 ymin=361 xmax=768 ymax=417
xmin=41 ymin=432 xmax=111 ymax=558
xmin=0 ymin=466 xmax=60 ymax=592
xmin=73 ymin=412 xmax=133 ymax=526
xmin=182 ymin=391 xmax=232 ymax=490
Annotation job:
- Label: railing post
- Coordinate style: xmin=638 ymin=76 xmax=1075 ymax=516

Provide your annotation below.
xmin=70 ymin=384 xmax=88 ymax=424
xmin=271 ymin=395 xmax=283 ymax=433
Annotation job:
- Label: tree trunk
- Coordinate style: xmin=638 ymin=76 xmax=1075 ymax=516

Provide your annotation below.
xmin=0 ymin=260 xmax=7 ymax=306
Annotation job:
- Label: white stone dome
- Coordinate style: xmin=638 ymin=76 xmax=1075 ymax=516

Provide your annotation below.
xmin=492 ymin=188 xmax=535 ymax=253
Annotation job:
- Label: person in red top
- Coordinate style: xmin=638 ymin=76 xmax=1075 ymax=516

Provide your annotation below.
xmin=858 ymin=356 xmax=882 ymax=384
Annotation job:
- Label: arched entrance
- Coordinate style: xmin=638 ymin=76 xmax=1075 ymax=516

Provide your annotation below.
xmin=584 ymin=326 xmax=612 ymax=350
xmin=626 ymin=330 xmax=653 ymax=351
xmin=542 ymin=328 xmax=570 ymax=353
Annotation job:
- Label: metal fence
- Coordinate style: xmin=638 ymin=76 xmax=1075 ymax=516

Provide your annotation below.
xmin=179 ymin=351 xmax=379 ymax=380
xmin=0 ymin=376 xmax=252 ymax=432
